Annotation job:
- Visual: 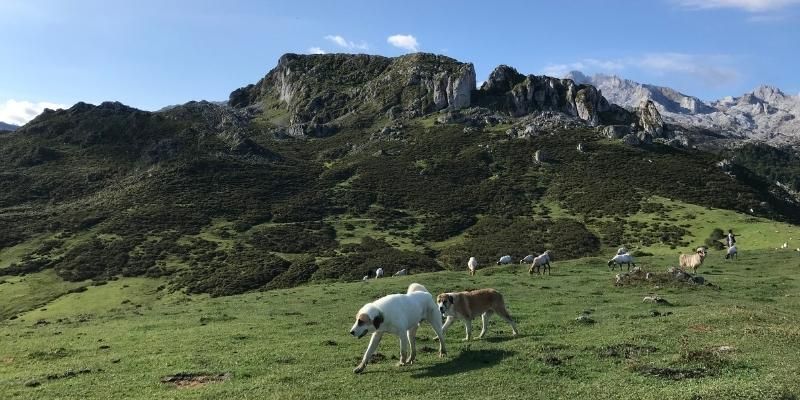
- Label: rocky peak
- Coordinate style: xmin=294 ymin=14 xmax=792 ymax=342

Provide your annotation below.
xmin=481 ymin=65 xmax=526 ymax=93
xmin=228 ymin=53 xmax=476 ymax=137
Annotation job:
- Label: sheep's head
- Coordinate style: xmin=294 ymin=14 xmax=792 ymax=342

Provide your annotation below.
xmin=607 ymin=259 xmax=615 ymax=266
xmin=696 ymin=247 xmax=708 ymax=259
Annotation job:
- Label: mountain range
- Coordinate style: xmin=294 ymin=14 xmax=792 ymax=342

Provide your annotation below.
xmin=566 ymin=71 xmax=800 ymax=145
xmin=1 ymin=52 xmax=799 ymax=296
xmin=0 ymin=121 xmax=19 ymax=131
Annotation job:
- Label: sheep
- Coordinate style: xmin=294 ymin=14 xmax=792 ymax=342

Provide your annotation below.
xmin=528 ymin=250 xmax=552 ymax=275
xmin=782 ymin=242 xmax=789 ymax=249
xmin=468 ymin=257 xmax=478 ymax=276
xmin=608 ymin=253 xmax=636 ymax=271
xmin=375 ymin=268 xmax=384 ymax=279
xmin=725 ymin=245 xmax=737 ymax=260
xmin=679 ymin=247 xmax=707 ymax=274
xmin=497 ymin=255 xmax=513 ymax=265
xmin=393 ymin=268 xmax=408 ymax=276
xmin=362 ymin=275 xmax=369 ymax=281
xmin=616 ymin=246 xmax=628 ymax=256
xmin=519 ymin=254 xmax=536 ymax=264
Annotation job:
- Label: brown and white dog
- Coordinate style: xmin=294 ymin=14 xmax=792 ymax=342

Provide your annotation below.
xmin=436 ymin=289 xmax=519 ymax=341
xmin=349 ymin=283 xmax=446 ymax=373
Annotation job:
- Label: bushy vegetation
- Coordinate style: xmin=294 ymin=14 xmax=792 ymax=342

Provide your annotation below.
xmin=248 ymin=222 xmax=338 ymax=254
xmin=171 ymin=251 xmax=290 ymax=297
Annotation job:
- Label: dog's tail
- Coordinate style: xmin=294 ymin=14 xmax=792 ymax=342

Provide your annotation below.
xmin=407 ymin=283 xmax=429 ymax=294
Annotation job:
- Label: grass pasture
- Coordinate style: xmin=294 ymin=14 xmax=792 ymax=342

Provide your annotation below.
xmin=2 ymin=248 xmax=800 ymax=399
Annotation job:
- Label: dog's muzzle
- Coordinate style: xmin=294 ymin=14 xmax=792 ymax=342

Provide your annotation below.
xmin=351 ymin=330 xmax=367 ymax=339
xmin=439 ymin=306 xmax=446 ymax=314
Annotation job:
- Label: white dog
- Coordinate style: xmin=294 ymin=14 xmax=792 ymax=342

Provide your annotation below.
xmin=349 ymin=283 xmax=446 ymax=373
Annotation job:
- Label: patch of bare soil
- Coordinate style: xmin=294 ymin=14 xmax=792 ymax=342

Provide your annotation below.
xmin=160 ymin=372 xmax=231 ymax=389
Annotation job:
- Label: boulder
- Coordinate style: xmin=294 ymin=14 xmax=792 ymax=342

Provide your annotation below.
xmin=622 ymin=134 xmax=641 ymax=146
xmin=603 ymin=125 xmax=630 ymax=139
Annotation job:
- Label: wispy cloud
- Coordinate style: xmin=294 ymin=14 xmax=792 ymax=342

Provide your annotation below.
xmin=387 ymin=34 xmax=419 ymax=52
xmin=307 ymin=47 xmax=327 ymax=54
xmin=323 ymin=35 xmax=368 ymax=51
xmin=0 ymin=99 xmax=67 ymax=126
xmin=674 ymin=0 xmax=800 ymax=11
xmin=543 ymin=59 xmax=626 ymax=77
xmin=542 ymin=52 xmax=740 ymax=88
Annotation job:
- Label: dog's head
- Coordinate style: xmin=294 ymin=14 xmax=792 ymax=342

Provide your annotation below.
xmin=349 ymin=309 xmax=383 ymax=339
xmin=436 ymin=293 xmax=455 ymax=316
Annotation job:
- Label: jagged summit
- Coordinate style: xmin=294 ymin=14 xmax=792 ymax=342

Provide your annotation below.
xmin=569 ymin=70 xmax=800 ymax=145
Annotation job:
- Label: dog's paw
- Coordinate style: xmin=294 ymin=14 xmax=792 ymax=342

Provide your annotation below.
xmin=353 ymin=364 xmax=366 ymax=374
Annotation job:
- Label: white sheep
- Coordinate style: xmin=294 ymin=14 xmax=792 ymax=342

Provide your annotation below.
xmin=362 ymin=275 xmax=369 ymax=281
xmin=497 ymin=255 xmax=513 ymax=265
xmin=528 ymin=250 xmax=552 ymax=275
xmin=782 ymin=242 xmax=789 ymax=249
xmin=468 ymin=257 xmax=478 ymax=276
xmin=616 ymin=246 xmax=628 ymax=256
xmin=375 ymin=268 xmax=384 ymax=279
xmin=393 ymin=268 xmax=408 ymax=276
xmin=608 ymin=253 xmax=636 ymax=271
xmin=519 ymin=254 xmax=536 ymax=264
xmin=725 ymin=245 xmax=737 ymax=260
xmin=679 ymin=247 xmax=707 ymax=274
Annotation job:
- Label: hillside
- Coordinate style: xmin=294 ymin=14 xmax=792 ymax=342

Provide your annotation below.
xmin=0 ymin=121 xmax=18 ymax=132
xmin=1 ymin=53 xmax=799 ymax=298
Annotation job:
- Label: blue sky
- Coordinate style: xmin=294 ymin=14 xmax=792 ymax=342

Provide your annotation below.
xmin=1 ymin=0 xmax=799 ymax=125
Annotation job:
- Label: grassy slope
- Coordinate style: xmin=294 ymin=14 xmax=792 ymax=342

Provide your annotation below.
xmin=2 ymin=203 xmax=800 ymax=399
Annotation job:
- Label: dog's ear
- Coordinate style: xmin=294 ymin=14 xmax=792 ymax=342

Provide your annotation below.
xmin=373 ymin=314 xmax=384 ymax=330
xmin=447 ymin=295 xmax=454 ymax=304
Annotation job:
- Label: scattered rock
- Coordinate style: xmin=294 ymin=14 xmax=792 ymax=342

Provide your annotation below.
xmin=622 ymin=134 xmax=641 ymax=146
xmin=575 ymin=314 xmax=595 ymax=324
xmin=603 ymin=125 xmax=630 ymax=139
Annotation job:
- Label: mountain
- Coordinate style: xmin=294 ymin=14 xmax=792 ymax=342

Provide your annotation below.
xmin=1 ymin=53 xmax=798 ymax=297
xmin=567 ymin=71 xmax=800 ymax=145
xmin=0 ymin=121 xmax=19 ymax=131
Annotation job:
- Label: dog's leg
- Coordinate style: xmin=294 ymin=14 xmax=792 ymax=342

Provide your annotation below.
xmin=463 ymin=318 xmax=473 ymax=341
xmin=354 ymin=332 xmax=384 ymax=374
xmin=406 ymin=326 xmax=418 ymax=364
xmin=479 ymin=311 xmax=493 ymax=339
xmin=441 ymin=315 xmax=455 ymax=334
xmin=428 ymin=311 xmax=447 ymax=357
xmin=496 ymin=306 xmax=519 ymax=335
xmin=398 ymin=334 xmax=409 ymax=366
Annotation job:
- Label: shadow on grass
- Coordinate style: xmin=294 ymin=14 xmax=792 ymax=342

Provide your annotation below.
xmin=411 ymin=349 xmax=515 ymax=378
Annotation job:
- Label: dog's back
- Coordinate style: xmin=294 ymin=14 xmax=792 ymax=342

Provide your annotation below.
xmin=407 ymin=282 xmax=429 ymax=294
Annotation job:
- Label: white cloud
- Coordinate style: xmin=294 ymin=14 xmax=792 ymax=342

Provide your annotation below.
xmin=323 ymin=35 xmax=368 ymax=50
xmin=308 ymin=47 xmax=327 ymax=54
xmin=0 ymin=99 xmax=67 ymax=126
xmin=387 ymin=34 xmax=419 ymax=52
xmin=542 ymin=52 xmax=739 ymax=88
xmin=675 ymin=0 xmax=800 ymax=11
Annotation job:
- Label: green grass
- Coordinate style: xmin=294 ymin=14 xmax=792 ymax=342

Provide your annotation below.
xmin=2 ymin=248 xmax=800 ymax=399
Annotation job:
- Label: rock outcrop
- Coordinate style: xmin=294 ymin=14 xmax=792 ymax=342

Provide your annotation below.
xmin=637 ymin=100 xmax=665 ymax=137
xmin=228 ymin=53 xmax=476 ymax=137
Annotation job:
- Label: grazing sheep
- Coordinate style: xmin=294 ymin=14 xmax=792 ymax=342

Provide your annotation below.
xmin=725 ymin=245 xmax=737 ymax=260
xmin=679 ymin=247 xmax=707 ymax=274
xmin=782 ymin=242 xmax=789 ymax=249
xmin=394 ymin=268 xmax=408 ymax=276
xmin=467 ymin=257 xmax=478 ymax=276
xmin=519 ymin=254 xmax=536 ymax=264
xmin=362 ymin=275 xmax=369 ymax=281
xmin=375 ymin=268 xmax=384 ymax=279
xmin=497 ymin=255 xmax=513 ymax=265
xmin=616 ymin=246 xmax=628 ymax=256
xmin=528 ymin=251 xmax=552 ymax=275
xmin=608 ymin=253 xmax=636 ymax=271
